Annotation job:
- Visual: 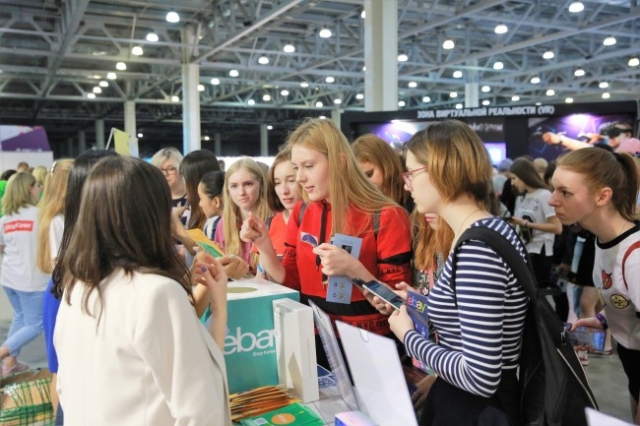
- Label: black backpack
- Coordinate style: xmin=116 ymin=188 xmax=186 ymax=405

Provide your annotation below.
xmin=452 ymin=226 xmax=598 ymax=426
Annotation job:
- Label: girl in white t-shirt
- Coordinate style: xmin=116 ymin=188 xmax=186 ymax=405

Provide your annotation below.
xmin=550 ymin=149 xmax=640 ymax=424
xmin=509 ymin=158 xmax=562 ymax=285
xmin=0 ymin=172 xmax=49 ymax=376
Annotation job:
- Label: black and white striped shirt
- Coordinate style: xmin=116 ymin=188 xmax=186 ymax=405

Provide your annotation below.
xmin=404 ymin=217 xmax=529 ymax=398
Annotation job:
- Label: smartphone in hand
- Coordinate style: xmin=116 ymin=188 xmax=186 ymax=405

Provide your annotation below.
xmin=352 ymin=278 xmax=403 ymax=311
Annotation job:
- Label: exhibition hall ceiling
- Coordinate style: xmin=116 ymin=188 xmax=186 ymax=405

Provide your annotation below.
xmin=0 ymin=0 xmax=638 ymax=149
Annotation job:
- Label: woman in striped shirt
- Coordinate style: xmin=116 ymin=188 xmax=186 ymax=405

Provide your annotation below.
xmin=388 ymin=120 xmax=529 ymax=426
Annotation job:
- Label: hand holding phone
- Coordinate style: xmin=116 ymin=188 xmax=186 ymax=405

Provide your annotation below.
xmin=352 ymin=278 xmax=404 ymax=311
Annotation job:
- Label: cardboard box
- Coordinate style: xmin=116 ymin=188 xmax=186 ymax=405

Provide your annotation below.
xmin=0 ymin=369 xmax=54 ymax=426
xmin=225 ymin=279 xmax=299 ymax=394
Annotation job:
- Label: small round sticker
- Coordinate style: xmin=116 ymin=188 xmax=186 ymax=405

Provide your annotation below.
xmin=271 ymin=413 xmax=296 ymax=424
xmin=610 ymin=294 xmax=630 ymax=309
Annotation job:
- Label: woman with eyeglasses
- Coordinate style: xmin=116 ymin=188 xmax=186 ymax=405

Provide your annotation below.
xmin=151 ymin=148 xmax=188 ymax=224
xmin=0 ymin=172 xmax=50 ymax=377
xmin=387 ymin=120 xmax=528 ymax=426
xmin=240 ymin=119 xmax=413 ymax=368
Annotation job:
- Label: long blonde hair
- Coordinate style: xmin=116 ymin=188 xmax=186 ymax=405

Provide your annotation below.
xmin=222 ymin=158 xmax=271 ymax=269
xmin=2 ymin=172 xmax=37 ymax=216
xmin=37 ymin=159 xmax=74 ymax=273
xmin=285 ymin=118 xmax=397 ymax=235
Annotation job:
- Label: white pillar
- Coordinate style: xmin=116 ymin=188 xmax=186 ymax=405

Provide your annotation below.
xmin=182 ymin=24 xmax=201 ymax=154
xmin=364 ymin=0 xmax=398 ymax=112
xmin=214 ymin=132 xmax=222 ymax=156
xmin=78 ymin=130 xmax=86 ymax=154
xmin=124 ymin=100 xmax=136 ymax=140
xmin=331 ymin=109 xmax=342 ymax=128
xmin=95 ymin=119 xmax=105 ymax=149
xmin=260 ymin=124 xmax=268 ymax=156
xmin=465 ymin=60 xmax=479 ymax=108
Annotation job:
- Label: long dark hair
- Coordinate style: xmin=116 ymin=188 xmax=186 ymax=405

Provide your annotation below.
xmin=52 ymin=150 xmax=118 ymax=298
xmin=180 ymin=150 xmax=220 ymax=229
xmin=200 ymin=170 xmax=225 ymax=199
xmin=62 ymin=156 xmax=192 ymax=314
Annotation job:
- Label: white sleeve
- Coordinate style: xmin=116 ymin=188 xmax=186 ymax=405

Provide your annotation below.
xmin=49 ymin=215 xmax=65 ymax=264
xmin=622 ymin=243 xmax=640 ymax=313
xmin=539 ymin=191 xmax=556 ymax=219
xmin=133 ymin=281 xmax=229 ymax=425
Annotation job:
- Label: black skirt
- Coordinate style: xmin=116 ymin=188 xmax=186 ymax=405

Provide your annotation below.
xmin=420 ymin=369 xmax=520 ymax=426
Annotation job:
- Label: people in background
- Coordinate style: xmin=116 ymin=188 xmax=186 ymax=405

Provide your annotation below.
xmin=543 ymin=121 xmax=640 ymax=155
xmin=32 ymin=166 xmax=48 ymax=197
xmin=151 ymin=148 xmax=188 ymax=223
xmin=180 ymin=149 xmax=221 ymax=231
xmin=352 ymin=134 xmax=412 ymax=211
xmin=215 ymin=158 xmax=271 ymax=276
xmin=533 ymin=157 xmax=548 ymax=180
xmin=241 ymin=119 xmax=413 ymax=368
xmin=0 ymin=172 xmax=49 ymax=376
xmin=54 ymin=156 xmax=231 ymax=425
xmin=265 ymin=147 xmax=303 ymax=258
xmin=16 ymin=162 xmax=29 ymax=173
xmin=387 ymin=120 xmax=528 ymax=426
xmin=551 ymin=148 xmax=640 ymax=425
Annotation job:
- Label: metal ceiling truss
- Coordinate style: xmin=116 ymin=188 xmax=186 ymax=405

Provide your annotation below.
xmin=0 ymin=0 xmax=638 ymax=153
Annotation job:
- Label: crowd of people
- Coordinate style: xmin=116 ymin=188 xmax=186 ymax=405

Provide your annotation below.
xmin=0 ymin=118 xmax=638 ymax=425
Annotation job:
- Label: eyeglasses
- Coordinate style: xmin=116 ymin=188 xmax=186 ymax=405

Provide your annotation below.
xmin=402 ymin=165 xmax=428 ymax=189
xmin=160 ymin=166 xmax=178 ymax=176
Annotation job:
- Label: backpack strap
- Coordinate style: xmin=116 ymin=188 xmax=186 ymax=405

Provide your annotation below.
xmin=451 ymin=226 xmax=538 ymax=303
xmin=266 ymin=216 xmax=274 ymax=229
xmin=373 ymin=210 xmax=380 ymax=240
xmin=297 ymin=201 xmax=307 ymax=225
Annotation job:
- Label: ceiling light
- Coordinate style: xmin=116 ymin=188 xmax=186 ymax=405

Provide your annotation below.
xmin=361 ymin=10 xmax=365 ymax=19
xmin=362 ymin=66 xmax=366 ymax=72
xmin=211 ymin=78 xmax=220 ymax=85
xmin=99 ymin=80 xmax=108 ymax=87
xmin=87 ymin=93 xmax=96 ymax=99
xmin=319 ymin=115 xmax=327 ymax=119
xmin=455 ymin=103 xmax=463 ymax=109
xmin=531 ymin=76 xmax=541 ymax=84
xmin=356 ymin=93 xmax=364 ymax=100
xmin=568 ymin=2 xmax=584 ymax=13
xmin=603 ymin=36 xmax=616 ymax=46
xmin=442 ymin=39 xmax=455 ymax=50
xmin=300 ymin=82 xmax=309 ymax=88
xmin=546 ymin=89 xmax=555 ymax=96
xmin=267 ymin=125 xmax=273 ymax=130
xmin=325 ymin=76 xmax=335 ymax=83
xmin=408 ymin=81 xmax=417 ymax=88
xmin=494 ymin=24 xmax=508 ymax=34
xmin=334 ymin=98 xmax=342 ymax=104
xmin=283 ymin=44 xmax=295 ymax=53
xmin=542 ymin=51 xmax=554 ymax=59
xmin=493 ymin=61 xmax=504 ymax=70
xmin=92 ymin=87 xmax=102 ymax=94
xmin=137 ymin=133 xmax=143 ymax=138
xmin=602 ymin=92 xmax=610 ymax=99
xmin=565 ymin=97 xmax=574 ymax=104
xmin=397 ymin=54 xmax=409 ymax=62
xmin=258 ymin=56 xmax=269 ymax=65
xmin=481 ymin=85 xmax=491 ymax=93
xmin=398 ymin=100 xmax=406 ymax=107
xmin=116 ymin=62 xmax=126 ymax=71
xmin=171 ymin=95 xmax=179 ymax=102
xmin=450 ymin=91 xmax=458 ymax=98
xmin=229 ymin=69 xmax=239 ymax=77
xmin=511 ymin=95 xmax=520 ymax=101
xmin=315 ymin=101 xmax=323 ymax=107
xmin=536 ymin=102 xmax=542 ymax=106
xmin=131 ymin=46 xmax=143 ymax=56
xmin=319 ymin=28 xmax=332 ymax=38
xmin=107 ymin=72 xmax=117 ymax=80
xmin=197 ymin=84 xmax=205 ymax=92
xmin=452 ymin=70 xmax=463 ymax=78
xmin=248 ymin=99 xmax=255 ymax=106
xmin=262 ymin=94 xmax=271 ymax=101
xmin=204 ymin=136 xmax=210 ymax=141
xmin=166 ymin=11 xmax=180 ymax=23
xmin=599 ymin=82 xmax=609 ymax=89
xmin=146 ymin=32 xmax=159 ymax=42
xmin=482 ymin=100 xmax=490 ymax=106
xmin=422 ymin=96 xmax=431 ymax=103
xmin=280 ymin=89 xmax=289 ymax=96
xmin=574 ymin=69 xmax=585 ymax=77
xmin=628 ymin=57 xmax=640 ymax=67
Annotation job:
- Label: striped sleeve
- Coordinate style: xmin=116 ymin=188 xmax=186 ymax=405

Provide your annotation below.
xmin=404 ymin=240 xmax=515 ymax=397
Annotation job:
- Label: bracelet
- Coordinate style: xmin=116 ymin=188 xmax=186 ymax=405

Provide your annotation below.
xmin=595 ymin=313 xmax=609 ymax=330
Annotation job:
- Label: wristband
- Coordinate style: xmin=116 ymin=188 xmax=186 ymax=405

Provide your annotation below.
xmin=595 ymin=313 xmax=609 ymax=330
